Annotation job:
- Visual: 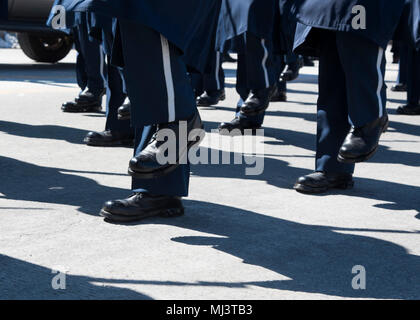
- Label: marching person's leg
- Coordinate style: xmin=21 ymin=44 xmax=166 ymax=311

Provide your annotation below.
xmin=119 ymin=21 xmax=198 ymax=127
xmin=392 ymin=43 xmax=408 ymax=92
xmin=219 ymin=32 xmax=275 ymax=134
xmin=295 ymin=31 xmax=354 ymax=194
xmin=73 ymin=31 xmax=88 ymax=93
xmin=240 ymin=32 xmax=276 ymax=117
xmin=391 ymin=40 xmax=401 ymax=64
xmin=101 ymin=126 xmax=188 ymax=222
xmin=270 ymin=54 xmax=287 ymax=102
xmin=62 ymin=13 xmax=105 ymax=113
xmin=84 ymin=23 xmax=134 ymax=147
xmin=397 ymin=47 xmax=420 ymax=115
xmin=218 ymin=49 xmax=263 ymax=134
xmin=189 ymin=70 xmax=204 ymax=99
xmin=335 ymin=31 xmax=389 ymax=163
xmin=281 ymin=51 xmax=303 ymax=82
xmin=100 ymin=20 xmax=202 ymax=222
xmin=196 ymin=51 xmax=226 ymax=107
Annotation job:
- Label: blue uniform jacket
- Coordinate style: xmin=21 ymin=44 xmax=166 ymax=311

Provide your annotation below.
xmin=216 ymin=0 xmax=295 ymax=54
xmin=48 ymin=0 xmax=221 ymax=72
xmin=394 ymin=0 xmax=420 ymax=49
xmin=290 ymin=0 xmax=407 ymax=52
xmin=216 ymin=0 xmax=278 ymax=41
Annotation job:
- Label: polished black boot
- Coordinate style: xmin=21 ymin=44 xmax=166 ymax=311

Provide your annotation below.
xmin=75 ymin=88 xmax=105 ymax=106
xmin=294 ymin=172 xmax=354 ymax=194
xmin=128 ymin=112 xmax=205 ymax=179
xmin=61 ymin=101 xmax=102 ymax=113
xmin=338 ymin=115 xmax=389 ymax=163
xmin=62 ymin=89 xmax=104 ymax=113
xmin=218 ymin=116 xmax=261 ymax=135
xmin=303 ymin=56 xmax=315 ymax=67
xmin=240 ymin=87 xmax=273 ymax=116
xmin=281 ymin=57 xmax=304 ymax=82
xmin=270 ymin=82 xmax=287 ymax=102
xmin=100 ymin=193 xmax=184 ymax=222
xmin=83 ymin=130 xmax=134 ymax=147
xmin=396 ymin=104 xmax=420 ymax=115
xmin=391 ymin=83 xmax=407 ymax=92
xmin=118 ymin=102 xmax=131 ymax=121
xmin=196 ymin=90 xmax=226 ymax=107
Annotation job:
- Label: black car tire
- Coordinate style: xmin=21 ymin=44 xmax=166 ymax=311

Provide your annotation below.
xmin=17 ymin=32 xmax=73 ymax=63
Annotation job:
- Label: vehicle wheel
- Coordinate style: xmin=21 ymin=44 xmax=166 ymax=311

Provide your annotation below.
xmin=17 ymin=33 xmax=73 ymax=63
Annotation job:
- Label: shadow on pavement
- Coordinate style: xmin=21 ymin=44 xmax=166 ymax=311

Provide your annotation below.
xmin=106 ymin=199 xmax=420 ymax=299
xmin=0 ymin=156 xmax=129 ymax=216
xmin=1 ymin=152 xmax=419 ymax=299
xmin=0 ymin=254 xmax=151 ymax=300
xmin=0 ymin=62 xmax=76 ymax=85
xmin=204 ymin=119 xmax=420 ymax=167
xmin=0 ymin=120 xmax=88 ymax=145
xmin=190 ymin=145 xmax=420 ymax=215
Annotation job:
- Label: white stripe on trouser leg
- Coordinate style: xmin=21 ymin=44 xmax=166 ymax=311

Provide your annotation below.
xmin=99 ymin=45 xmax=106 ymax=87
xmin=261 ymin=39 xmax=270 ymax=88
xmin=215 ymin=51 xmax=221 ymax=90
xmin=376 ymin=47 xmax=384 ymax=118
xmin=160 ymin=35 xmax=176 ymax=122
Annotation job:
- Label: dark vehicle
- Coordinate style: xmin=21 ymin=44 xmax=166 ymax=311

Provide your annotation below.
xmin=0 ymin=0 xmax=73 ymax=62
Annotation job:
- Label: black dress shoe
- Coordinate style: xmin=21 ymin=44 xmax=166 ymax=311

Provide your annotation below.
xmin=303 ymin=56 xmax=315 ymax=67
xmin=294 ymin=172 xmax=354 ymax=194
xmin=100 ymin=193 xmax=184 ymax=222
xmin=240 ymin=87 xmax=273 ymax=116
xmin=392 ymin=54 xmax=400 ymax=64
xmin=75 ymin=88 xmax=105 ymax=105
xmin=281 ymin=57 xmax=304 ymax=82
xmin=338 ymin=115 xmax=389 ymax=163
xmin=218 ymin=117 xmax=261 ymax=135
xmin=61 ymin=101 xmax=102 ymax=113
xmin=391 ymin=83 xmax=407 ymax=92
xmin=197 ymin=90 xmax=226 ymax=107
xmin=83 ymin=130 xmax=134 ymax=147
xmin=128 ymin=112 xmax=205 ymax=179
xmin=270 ymin=84 xmax=287 ymax=102
xmin=118 ymin=102 xmax=131 ymax=121
xmin=396 ymin=104 xmax=420 ymax=115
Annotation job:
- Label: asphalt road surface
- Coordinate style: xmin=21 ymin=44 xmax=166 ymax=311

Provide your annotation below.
xmin=0 ymin=48 xmax=419 ymax=300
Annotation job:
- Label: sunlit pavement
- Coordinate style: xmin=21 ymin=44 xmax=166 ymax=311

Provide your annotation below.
xmin=0 ymin=48 xmax=419 ymax=300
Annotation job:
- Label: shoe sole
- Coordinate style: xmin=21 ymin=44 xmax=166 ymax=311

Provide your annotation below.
xmin=337 ymin=121 xmax=388 ymax=164
xmin=218 ymin=126 xmax=262 ymax=136
xmin=294 ymin=180 xmax=354 ymax=194
xmin=84 ymin=140 xmax=134 ymax=147
xmin=270 ymin=96 xmax=287 ymax=102
xmin=118 ymin=114 xmax=131 ymax=121
xmin=396 ymin=109 xmax=420 ymax=115
xmin=337 ymin=145 xmax=379 ymax=164
xmin=62 ymin=105 xmax=102 ymax=113
xmin=197 ymin=95 xmax=226 ymax=107
xmin=128 ymin=121 xmax=205 ymax=179
xmin=240 ymin=105 xmax=269 ymax=117
xmin=100 ymin=207 xmax=184 ymax=223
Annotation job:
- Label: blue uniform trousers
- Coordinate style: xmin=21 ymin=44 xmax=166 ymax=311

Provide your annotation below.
xmin=73 ymin=13 xmax=105 ymax=95
xmin=406 ymin=47 xmax=420 ymax=106
xmin=190 ymin=51 xmax=225 ymax=96
xmin=100 ymin=20 xmax=132 ymax=134
xmin=118 ymin=20 xmax=196 ymax=197
xmin=235 ymin=32 xmax=277 ymax=126
xmin=397 ymin=43 xmax=408 ymax=85
xmin=316 ymin=30 xmax=387 ymax=174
